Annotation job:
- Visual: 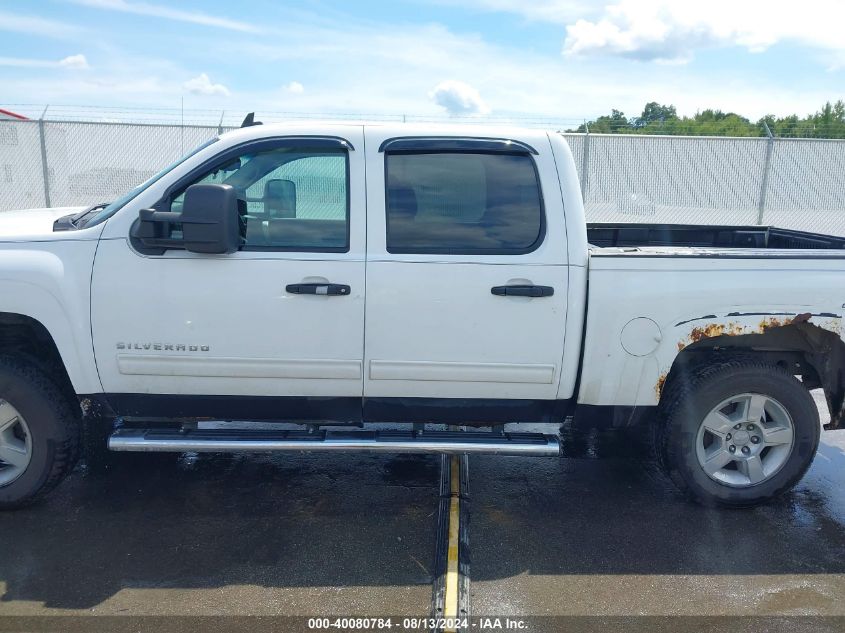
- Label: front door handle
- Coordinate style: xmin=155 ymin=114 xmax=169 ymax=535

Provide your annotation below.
xmin=286 ymin=283 xmax=350 ymax=296
xmin=491 ymin=285 xmax=554 ymax=297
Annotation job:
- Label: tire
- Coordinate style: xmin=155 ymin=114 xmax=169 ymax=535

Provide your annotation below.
xmin=658 ymin=358 xmax=820 ymax=507
xmin=0 ymin=355 xmax=80 ymax=509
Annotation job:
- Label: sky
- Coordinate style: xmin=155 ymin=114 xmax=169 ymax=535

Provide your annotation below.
xmin=1 ymin=0 xmax=844 ymax=124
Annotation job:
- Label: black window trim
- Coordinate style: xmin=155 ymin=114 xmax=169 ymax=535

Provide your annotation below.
xmin=379 ymin=136 xmax=538 ymax=155
xmin=383 ymin=148 xmax=547 ymax=256
xmin=144 ymin=135 xmax=353 ymax=254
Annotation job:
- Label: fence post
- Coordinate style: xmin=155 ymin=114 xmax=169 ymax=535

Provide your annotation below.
xmin=38 ymin=105 xmax=51 ymax=208
xmin=756 ymin=121 xmax=774 ymax=225
xmin=217 ymin=110 xmax=225 ymax=135
xmin=580 ymin=124 xmax=590 ymax=203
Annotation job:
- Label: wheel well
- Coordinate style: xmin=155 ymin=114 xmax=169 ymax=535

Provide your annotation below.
xmin=660 ymin=320 xmax=845 ymax=430
xmin=0 ymin=313 xmax=76 ymax=403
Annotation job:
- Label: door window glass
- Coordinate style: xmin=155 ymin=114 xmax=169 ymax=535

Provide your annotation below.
xmin=171 ymin=147 xmax=348 ymax=251
xmin=385 ymin=152 xmax=544 ymax=254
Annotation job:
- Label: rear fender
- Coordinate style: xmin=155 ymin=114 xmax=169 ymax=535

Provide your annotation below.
xmin=654 ymin=310 xmax=844 ymax=428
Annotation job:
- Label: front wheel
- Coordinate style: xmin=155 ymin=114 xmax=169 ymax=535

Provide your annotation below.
xmin=0 ymin=356 xmax=80 ymax=509
xmin=659 ymin=359 xmax=820 ymax=507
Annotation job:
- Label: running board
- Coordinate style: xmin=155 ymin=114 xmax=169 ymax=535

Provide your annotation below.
xmin=108 ymin=428 xmax=561 ymax=456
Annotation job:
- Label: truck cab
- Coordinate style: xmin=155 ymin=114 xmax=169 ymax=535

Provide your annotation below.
xmin=86 ymin=123 xmax=588 ymax=424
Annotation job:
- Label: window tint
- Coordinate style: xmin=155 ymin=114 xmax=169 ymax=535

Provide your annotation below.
xmin=385 ymin=152 xmax=544 ymax=254
xmin=171 ymin=147 xmax=348 ymax=251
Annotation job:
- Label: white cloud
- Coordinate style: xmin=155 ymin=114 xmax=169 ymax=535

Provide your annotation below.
xmin=284 ymin=81 xmax=304 ymax=94
xmin=69 ymin=0 xmax=260 ymax=33
xmin=183 ymin=73 xmax=231 ymax=96
xmin=0 ymin=57 xmax=55 ymax=69
xmin=563 ymin=0 xmax=845 ymax=63
xmin=0 ymin=10 xmax=83 ymax=38
xmin=441 ymin=0 xmax=845 ymax=66
xmin=59 ymin=54 xmax=90 ymax=69
xmin=0 ymin=54 xmax=89 ymax=69
xmin=430 ymin=0 xmax=586 ymax=25
xmin=429 ymin=80 xmax=490 ymax=115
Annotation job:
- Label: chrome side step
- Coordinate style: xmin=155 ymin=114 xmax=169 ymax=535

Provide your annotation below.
xmin=108 ymin=428 xmax=561 ymax=456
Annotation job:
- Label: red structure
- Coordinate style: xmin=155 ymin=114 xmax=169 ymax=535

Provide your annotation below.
xmin=0 ymin=108 xmax=28 ymax=120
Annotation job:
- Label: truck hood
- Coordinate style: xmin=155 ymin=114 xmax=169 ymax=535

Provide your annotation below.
xmin=0 ymin=207 xmax=87 ymax=238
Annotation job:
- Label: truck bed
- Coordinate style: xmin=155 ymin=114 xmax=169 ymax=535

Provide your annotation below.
xmin=586 ymin=223 xmax=845 ymax=250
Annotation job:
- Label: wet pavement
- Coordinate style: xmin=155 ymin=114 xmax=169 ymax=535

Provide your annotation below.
xmin=0 ymin=452 xmax=440 ymax=616
xmin=0 ymin=393 xmax=844 ymax=629
xmin=470 ymin=431 xmax=845 ymax=618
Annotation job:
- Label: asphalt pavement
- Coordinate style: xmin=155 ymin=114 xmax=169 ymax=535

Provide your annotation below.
xmin=0 ymin=394 xmax=843 ymax=632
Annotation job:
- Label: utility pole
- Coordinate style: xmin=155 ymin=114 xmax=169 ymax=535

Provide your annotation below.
xmin=580 ymin=122 xmax=590 ymax=203
xmin=38 ymin=105 xmax=51 ymax=208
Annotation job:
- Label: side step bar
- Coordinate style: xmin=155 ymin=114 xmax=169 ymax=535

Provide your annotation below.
xmin=108 ymin=428 xmax=561 ymax=456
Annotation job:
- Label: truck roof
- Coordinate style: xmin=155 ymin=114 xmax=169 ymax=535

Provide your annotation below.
xmin=219 ymin=120 xmax=553 ymax=146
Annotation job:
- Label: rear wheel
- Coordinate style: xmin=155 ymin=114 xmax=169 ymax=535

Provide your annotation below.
xmin=0 ymin=357 xmax=80 ymax=509
xmin=659 ymin=359 xmax=820 ymax=507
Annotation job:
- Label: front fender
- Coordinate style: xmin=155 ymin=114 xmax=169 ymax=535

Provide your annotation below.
xmin=0 ymin=242 xmax=101 ymax=394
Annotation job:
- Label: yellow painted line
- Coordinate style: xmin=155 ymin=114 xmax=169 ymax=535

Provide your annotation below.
xmin=443 ymin=455 xmax=461 ymax=630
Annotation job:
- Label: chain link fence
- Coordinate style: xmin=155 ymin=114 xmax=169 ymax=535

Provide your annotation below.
xmin=0 ymin=119 xmax=226 ymax=211
xmin=2 ymin=117 xmax=845 ymax=235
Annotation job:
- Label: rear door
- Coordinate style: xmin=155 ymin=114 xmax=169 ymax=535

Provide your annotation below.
xmin=362 ymin=130 xmax=570 ymax=422
xmin=92 ymin=126 xmax=366 ymax=418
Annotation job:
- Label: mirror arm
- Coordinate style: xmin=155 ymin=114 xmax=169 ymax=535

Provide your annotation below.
xmin=131 ymin=208 xmax=185 ymax=252
xmin=139 ymin=208 xmax=182 ymax=225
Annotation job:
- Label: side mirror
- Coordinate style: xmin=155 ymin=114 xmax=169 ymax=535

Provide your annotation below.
xmin=181 ymin=184 xmax=245 ymax=254
xmin=132 ymin=184 xmax=246 ymax=255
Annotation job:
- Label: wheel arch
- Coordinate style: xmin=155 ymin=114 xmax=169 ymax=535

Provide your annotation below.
xmin=657 ymin=314 xmax=845 ymax=429
xmin=0 ymin=312 xmax=82 ymax=403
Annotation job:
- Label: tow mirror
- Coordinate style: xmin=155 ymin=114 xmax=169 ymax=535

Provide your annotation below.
xmin=132 ymin=184 xmax=246 ymax=254
xmin=180 ymin=184 xmax=245 ymax=254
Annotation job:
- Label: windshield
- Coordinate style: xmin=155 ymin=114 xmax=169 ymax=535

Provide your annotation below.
xmin=81 ymin=137 xmax=219 ymax=227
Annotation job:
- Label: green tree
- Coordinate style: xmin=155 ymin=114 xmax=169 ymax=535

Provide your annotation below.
xmin=568 ymin=100 xmax=845 ymax=138
xmin=576 ymin=109 xmax=631 ymax=133
xmin=633 ymin=102 xmax=677 ymax=128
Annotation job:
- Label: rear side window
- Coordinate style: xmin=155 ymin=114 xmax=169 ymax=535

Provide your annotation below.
xmin=385 ymin=152 xmax=544 ymax=254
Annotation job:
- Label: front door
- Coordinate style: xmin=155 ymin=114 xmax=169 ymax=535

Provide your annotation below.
xmin=91 ymin=127 xmax=366 ymax=419
xmin=361 ymin=129 xmax=570 ymax=422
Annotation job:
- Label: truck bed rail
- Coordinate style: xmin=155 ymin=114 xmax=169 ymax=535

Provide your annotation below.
xmin=587 ymin=223 xmax=845 ymax=250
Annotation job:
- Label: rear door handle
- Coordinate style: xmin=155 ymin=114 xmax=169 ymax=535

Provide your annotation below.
xmin=491 ymin=285 xmax=554 ymax=297
xmin=286 ymin=283 xmax=351 ymax=296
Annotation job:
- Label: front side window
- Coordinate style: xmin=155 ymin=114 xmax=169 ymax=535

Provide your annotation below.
xmin=170 ymin=145 xmax=349 ymax=251
xmin=385 ymin=152 xmax=544 ymax=254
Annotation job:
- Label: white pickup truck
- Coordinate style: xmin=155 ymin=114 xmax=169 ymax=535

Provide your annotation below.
xmin=1 ymin=119 xmax=844 ymax=509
